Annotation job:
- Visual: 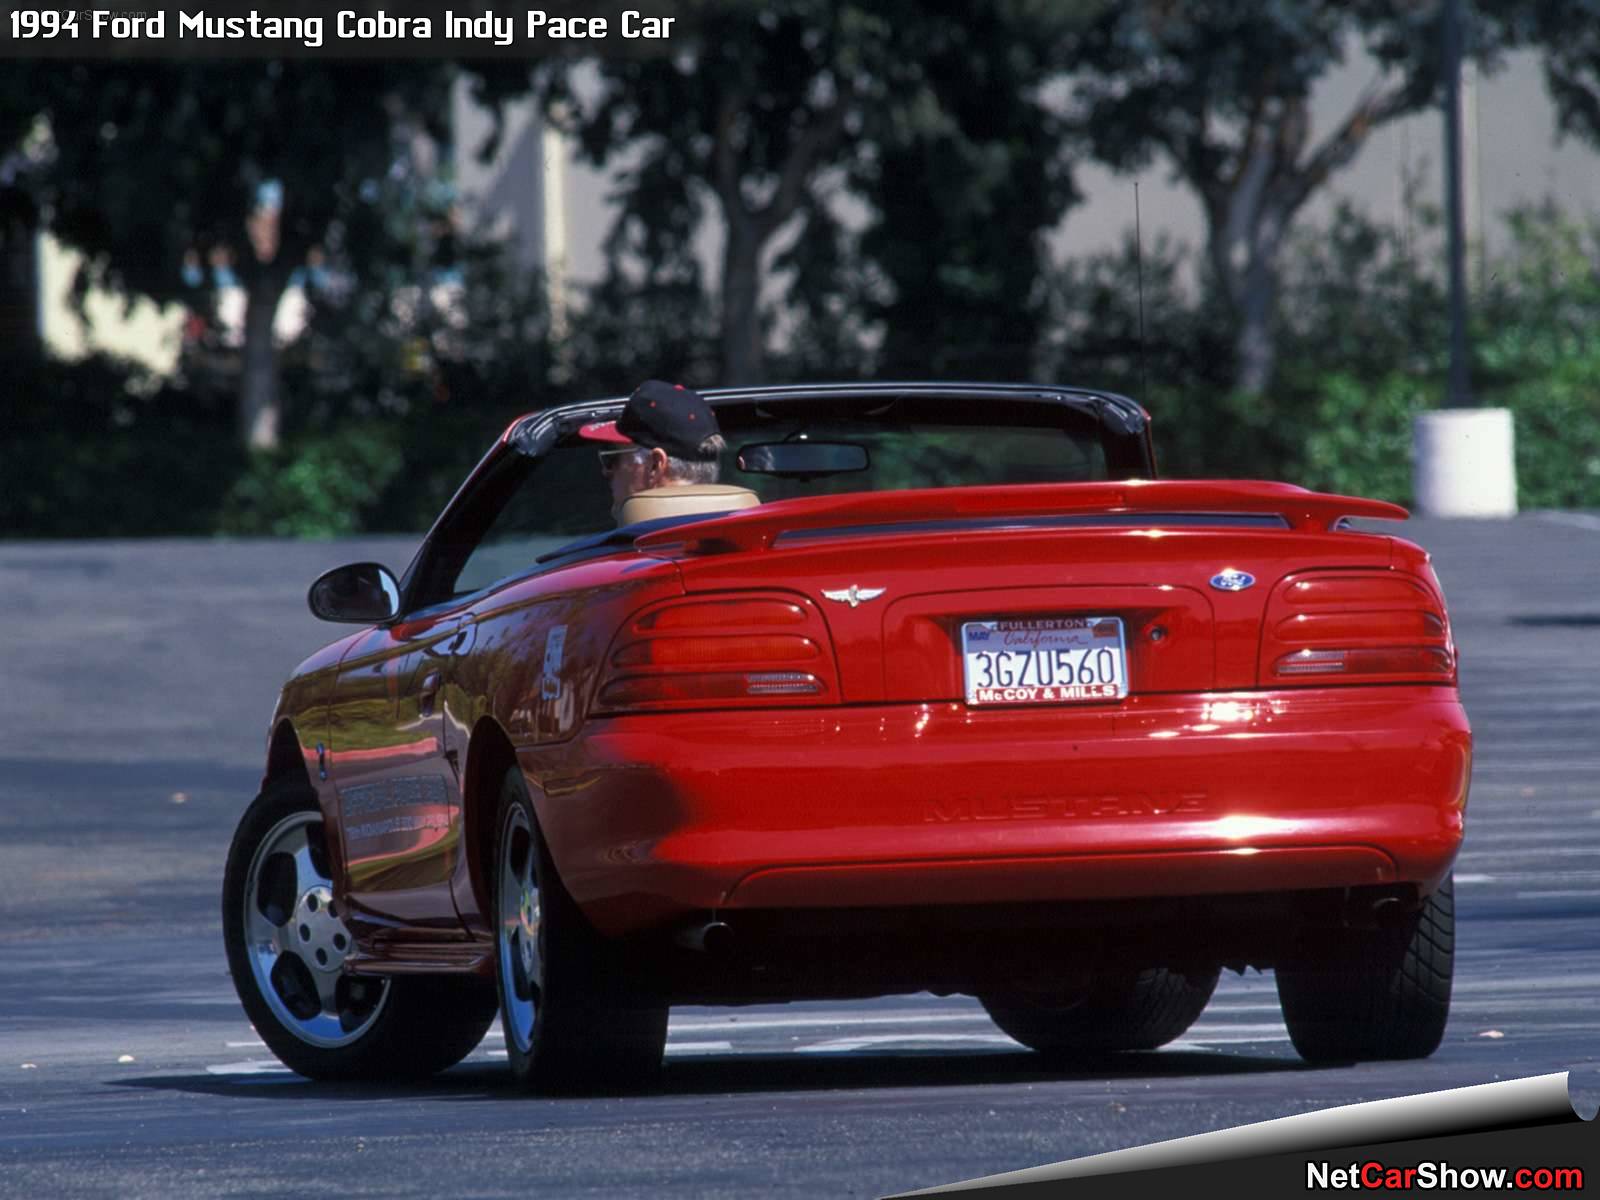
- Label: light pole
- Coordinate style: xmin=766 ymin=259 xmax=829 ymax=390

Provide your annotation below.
xmin=1443 ymin=0 xmax=1472 ymax=410
xmin=1413 ymin=0 xmax=1518 ymax=517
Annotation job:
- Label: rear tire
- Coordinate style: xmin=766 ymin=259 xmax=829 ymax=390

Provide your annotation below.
xmin=222 ymin=778 xmax=496 ymax=1081
xmin=981 ymin=965 xmax=1220 ymax=1056
xmin=493 ymin=768 xmax=668 ymax=1093
xmin=1276 ymin=876 xmax=1454 ymax=1063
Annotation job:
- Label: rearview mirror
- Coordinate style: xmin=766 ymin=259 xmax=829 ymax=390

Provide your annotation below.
xmin=736 ymin=441 xmax=869 ymax=477
xmin=308 ymin=562 xmax=400 ymax=624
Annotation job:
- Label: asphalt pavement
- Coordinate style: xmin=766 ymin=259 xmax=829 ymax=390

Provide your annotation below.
xmin=0 ymin=516 xmax=1596 ymax=1198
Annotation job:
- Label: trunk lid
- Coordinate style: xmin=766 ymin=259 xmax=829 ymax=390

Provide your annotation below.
xmin=642 ymin=482 xmax=1400 ymax=702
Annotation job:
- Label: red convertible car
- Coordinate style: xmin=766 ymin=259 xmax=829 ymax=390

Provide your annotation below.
xmin=223 ymin=383 xmax=1469 ymax=1089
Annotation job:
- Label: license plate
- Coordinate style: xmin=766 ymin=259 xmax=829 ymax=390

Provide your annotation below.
xmin=961 ymin=617 xmax=1129 ymax=706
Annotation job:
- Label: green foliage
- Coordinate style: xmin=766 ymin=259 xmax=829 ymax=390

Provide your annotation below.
xmin=1502 ymin=350 xmax=1600 ymax=509
xmin=1037 ymin=234 xmax=1274 ymax=477
xmin=1276 ymin=195 xmax=1448 ymax=382
xmin=1057 ymin=1 xmax=1529 ymax=395
xmin=1260 ymin=202 xmax=1600 ymax=507
xmin=1534 ymin=0 xmax=1600 ymax=150
xmin=5 ymin=60 xmax=463 ymax=447
xmin=1046 ymin=199 xmax=1600 ymax=509
xmin=534 ymin=0 xmax=1091 ymax=382
xmin=23 ymin=62 xmax=457 ymax=310
xmin=218 ymin=424 xmax=406 ymax=538
xmin=250 ymin=240 xmax=558 ymax=533
xmin=0 ymin=354 xmax=243 ymax=537
xmin=6 ymin=15 xmax=1600 ymax=538
xmin=559 ymin=273 xmax=721 ymax=397
xmin=1064 ymin=2 xmax=1454 ymax=176
xmin=537 ymin=0 xmax=901 ymax=381
xmin=1472 ymin=205 xmax=1600 ymax=508
xmin=850 ymin=2 xmax=1076 ymax=380
xmin=1299 ymin=372 xmax=1434 ymax=501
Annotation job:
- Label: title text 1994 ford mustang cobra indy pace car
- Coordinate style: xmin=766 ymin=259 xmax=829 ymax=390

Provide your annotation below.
xmin=223 ymin=383 xmax=1469 ymax=1090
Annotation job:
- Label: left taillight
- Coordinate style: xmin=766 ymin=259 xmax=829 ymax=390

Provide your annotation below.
xmin=1259 ymin=571 xmax=1456 ymax=686
xmin=594 ymin=593 xmax=840 ymax=713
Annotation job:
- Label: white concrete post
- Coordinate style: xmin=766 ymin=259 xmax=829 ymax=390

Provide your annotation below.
xmin=1413 ymin=407 xmax=1518 ymax=517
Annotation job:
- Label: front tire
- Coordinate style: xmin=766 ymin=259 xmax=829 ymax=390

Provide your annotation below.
xmin=1276 ymin=876 xmax=1454 ymax=1063
xmin=982 ymin=965 xmax=1220 ymax=1057
xmin=222 ymin=778 xmax=495 ymax=1080
xmin=493 ymin=768 xmax=667 ymax=1093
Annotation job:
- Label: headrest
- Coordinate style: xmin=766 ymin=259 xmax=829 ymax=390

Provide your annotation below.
xmin=619 ymin=484 xmax=760 ymax=526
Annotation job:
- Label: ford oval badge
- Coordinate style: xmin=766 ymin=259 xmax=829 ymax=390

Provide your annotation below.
xmin=1209 ymin=569 xmax=1255 ymax=592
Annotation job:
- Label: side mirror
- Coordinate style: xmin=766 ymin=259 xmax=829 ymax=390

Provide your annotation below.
xmin=308 ymin=563 xmax=400 ymax=624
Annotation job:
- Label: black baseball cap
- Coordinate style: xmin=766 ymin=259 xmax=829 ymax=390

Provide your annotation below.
xmin=579 ymin=380 xmax=720 ymax=461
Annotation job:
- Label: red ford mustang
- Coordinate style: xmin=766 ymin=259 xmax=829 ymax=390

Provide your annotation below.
xmin=223 ymin=383 xmax=1470 ymax=1089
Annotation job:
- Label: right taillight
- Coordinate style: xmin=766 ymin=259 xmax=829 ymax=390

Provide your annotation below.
xmin=1260 ymin=572 xmax=1456 ymax=685
xmin=594 ymin=593 xmax=840 ymax=713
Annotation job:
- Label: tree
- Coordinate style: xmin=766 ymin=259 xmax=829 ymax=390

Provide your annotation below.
xmin=1538 ymin=0 xmax=1600 ymax=146
xmin=19 ymin=61 xmax=454 ymax=448
xmin=853 ymin=2 xmax=1079 ymax=380
xmin=0 ymin=70 xmax=47 ymax=361
xmin=537 ymin=1 xmax=920 ymax=385
xmin=1063 ymin=0 xmax=1518 ymax=396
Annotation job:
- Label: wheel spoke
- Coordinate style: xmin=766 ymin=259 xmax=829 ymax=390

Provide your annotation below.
xmin=311 ymin=956 xmax=342 ymax=1016
xmin=277 ymin=824 xmax=327 ymax=895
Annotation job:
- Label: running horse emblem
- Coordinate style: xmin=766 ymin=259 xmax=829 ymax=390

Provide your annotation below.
xmin=821 ymin=585 xmax=887 ymax=608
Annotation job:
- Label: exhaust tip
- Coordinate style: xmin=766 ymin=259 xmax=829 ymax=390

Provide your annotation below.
xmin=675 ymin=918 xmax=735 ymax=957
xmin=1371 ymin=896 xmax=1407 ymax=928
xmin=702 ymin=920 xmax=734 ymax=957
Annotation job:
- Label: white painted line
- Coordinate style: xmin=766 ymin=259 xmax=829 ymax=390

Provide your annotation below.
xmin=1194 ymin=1003 xmax=1285 ymax=1014
xmin=1180 ymin=1022 xmax=1288 ymax=1037
xmin=797 ymin=1033 xmax=1020 ymax=1054
xmin=670 ymin=1012 xmax=990 ymax=1034
xmin=1171 ymin=1033 xmax=1293 ymax=1047
xmin=1455 ymin=874 xmax=1496 ymax=884
xmin=224 ymin=1040 xmax=267 ymax=1049
xmin=664 ymin=1040 xmax=735 ymax=1055
xmin=205 ymin=1060 xmax=294 ymax=1077
xmin=1515 ymin=890 xmax=1600 ymax=900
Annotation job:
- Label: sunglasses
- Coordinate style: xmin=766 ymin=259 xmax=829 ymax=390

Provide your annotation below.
xmin=598 ymin=447 xmax=646 ymax=477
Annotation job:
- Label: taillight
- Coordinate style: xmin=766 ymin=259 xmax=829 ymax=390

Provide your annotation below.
xmin=1273 ymin=646 xmax=1454 ymax=677
xmin=611 ymin=634 xmax=820 ymax=668
xmin=1260 ymin=572 xmax=1455 ymax=685
xmin=595 ymin=593 xmax=840 ymax=712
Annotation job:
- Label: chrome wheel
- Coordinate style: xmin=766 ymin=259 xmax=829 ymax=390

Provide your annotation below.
xmin=497 ymin=801 xmax=541 ymax=1054
xmin=490 ymin=768 xmax=667 ymax=1091
xmin=241 ymin=811 xmax=388 ymax=1048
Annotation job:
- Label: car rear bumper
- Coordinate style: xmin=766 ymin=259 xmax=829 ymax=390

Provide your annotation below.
xmin=533 ymin=686 xmax=1470 ymax=937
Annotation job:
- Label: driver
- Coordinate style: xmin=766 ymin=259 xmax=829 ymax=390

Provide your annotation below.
xmin=579 ymin=380 xmax=726 ymax=520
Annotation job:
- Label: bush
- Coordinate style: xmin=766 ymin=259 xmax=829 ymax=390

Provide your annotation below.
xmin=217 ymin=424 xmax=406 ymax=538
xmin=8 ymin=198 xmax=1599 ymax=540
xmin=1299 ymin=372 xmax=1434 ymax=502
xmin=1046 ymin=200 xmax=1600 ymax=508
xmin=1473 ymin=205 xmax=1600 ymax=510
xmin=1 ymin=354 xmax=243 ymax=537
xmin=1494 ymin=350 xmax=1600 ymax=510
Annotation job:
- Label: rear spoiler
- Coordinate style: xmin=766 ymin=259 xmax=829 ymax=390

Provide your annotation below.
xmin=632 ymin=480 xmax=1407 ymax=556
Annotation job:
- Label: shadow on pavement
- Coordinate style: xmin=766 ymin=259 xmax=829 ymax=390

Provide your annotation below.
xmin=111 ymin=1047 xmax=1310 ymax=1103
